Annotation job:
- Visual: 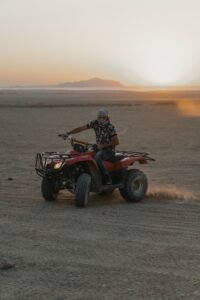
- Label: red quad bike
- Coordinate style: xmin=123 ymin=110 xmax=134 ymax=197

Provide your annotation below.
xmin=35 ymin=134 xmax=155 ymax=207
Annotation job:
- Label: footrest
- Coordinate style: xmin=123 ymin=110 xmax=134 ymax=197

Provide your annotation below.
xmin=100 ymin=183 xmax=124 ymax=191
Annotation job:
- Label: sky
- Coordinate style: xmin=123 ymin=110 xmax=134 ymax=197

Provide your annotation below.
xmin=1 ymin=0 xmax=200 ymax=87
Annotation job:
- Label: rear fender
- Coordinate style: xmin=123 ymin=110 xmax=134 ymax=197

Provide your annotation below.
xmin=105 ymin=157 xmax=147 ymax=172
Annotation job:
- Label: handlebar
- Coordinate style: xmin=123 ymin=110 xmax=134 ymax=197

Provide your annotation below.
xmin=58 ymin=133 xmax=71 ymax=139
xmin=58 ymin=133 xmax=97 ymax=150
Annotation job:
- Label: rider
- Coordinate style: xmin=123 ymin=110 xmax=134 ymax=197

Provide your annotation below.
xmin=67 ymin=108 xmax=119 ymax=184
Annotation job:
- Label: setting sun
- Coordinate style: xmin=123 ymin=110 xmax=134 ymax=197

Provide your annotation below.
xmin=135 ymin=37 xmax=188 ymax=86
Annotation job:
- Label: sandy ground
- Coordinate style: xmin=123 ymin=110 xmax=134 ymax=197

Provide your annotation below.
xmin=0 ymin=90 xmax=200 ymax=299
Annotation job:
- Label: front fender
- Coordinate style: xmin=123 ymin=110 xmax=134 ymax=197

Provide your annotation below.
xmin=67 ymin=155 xmax=98 ymax=170
xmin=67 ymin=156 xmax=102 ymax=191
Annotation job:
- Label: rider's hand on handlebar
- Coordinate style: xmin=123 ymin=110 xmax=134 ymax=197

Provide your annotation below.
xmin=58 ymin=133 xmax=70 ymax=140
xmin=92 ymin=144 xmax=98 ymax=151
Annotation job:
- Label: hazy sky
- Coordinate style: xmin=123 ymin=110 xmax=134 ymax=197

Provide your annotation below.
xmin=1 ymin=0 xmax=200 ymax=87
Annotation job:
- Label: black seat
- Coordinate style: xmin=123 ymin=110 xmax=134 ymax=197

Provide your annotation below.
xmin=106 ymin=154 xmax=125 ymax=163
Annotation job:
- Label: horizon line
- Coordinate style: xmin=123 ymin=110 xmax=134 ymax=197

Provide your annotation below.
xmin=0 ymin=77 xmax=200 ymax=91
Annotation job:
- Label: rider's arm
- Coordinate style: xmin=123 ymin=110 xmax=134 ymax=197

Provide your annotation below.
xmin=99 ymin=135 xmax=119 ymax=149
xmin=67 ymin=125 xmax=88 ymax=135
xmin=112 ymin=135 xmax=119 ymax=146
xmin=68 ymin=120 xmax=96 ymax=135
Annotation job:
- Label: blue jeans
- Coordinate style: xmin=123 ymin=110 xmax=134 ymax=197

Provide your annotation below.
xmin=94 ymin=149 xmax=114 ymax=178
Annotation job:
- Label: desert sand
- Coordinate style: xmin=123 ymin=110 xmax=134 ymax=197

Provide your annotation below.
xmin=0 ymin=90 xmax=200 ymax=299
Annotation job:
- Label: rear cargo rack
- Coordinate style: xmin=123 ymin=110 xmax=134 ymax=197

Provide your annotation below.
xmin=116 ymin=151 xmax=156 ymax=161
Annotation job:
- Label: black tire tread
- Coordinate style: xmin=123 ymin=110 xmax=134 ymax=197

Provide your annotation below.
xmin=75 ymin=174 xmax=91 ymax=207
xmin=120 ymin=169 xmax=148 ymax=202
xmin=41 ymin=177 xmax=58 ymax=201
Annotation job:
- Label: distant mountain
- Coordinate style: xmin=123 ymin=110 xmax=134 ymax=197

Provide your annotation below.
xmin=57 ymin=77 xmax=125 ymax=88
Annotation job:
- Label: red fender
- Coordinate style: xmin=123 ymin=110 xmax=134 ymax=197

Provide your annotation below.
xmin=105 ymin=156 xmax=147 ymax=172
xmin=66 ymin=152 xmax=99 ymax=172
xmin=66 ymin=150 xmax=147 ymax=173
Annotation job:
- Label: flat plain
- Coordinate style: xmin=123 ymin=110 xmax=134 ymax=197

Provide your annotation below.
xmin=0 ymin=90 xmax=200 ymax=300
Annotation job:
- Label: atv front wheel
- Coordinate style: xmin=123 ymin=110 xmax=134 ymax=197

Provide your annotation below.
xmin=120 ymin=169 xmax=148 ymax=202
xmin=41 ymin=177 xmax=58 ymax=201
xmin=75 ymin=174 xmax=91 ymax=207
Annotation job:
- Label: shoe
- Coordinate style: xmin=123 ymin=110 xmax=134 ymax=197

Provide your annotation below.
xmin=105 ymin=177 xmax=112 ymax=185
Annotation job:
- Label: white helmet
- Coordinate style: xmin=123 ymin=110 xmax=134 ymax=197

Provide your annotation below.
xmin=97 ymin=108 xmax=109 ymax=118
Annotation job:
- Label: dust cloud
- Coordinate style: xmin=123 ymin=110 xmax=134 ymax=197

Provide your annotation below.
xmin=147 ymin=185 xmax=199 ymax=202
xmin=176 ymin=99 xmax=200 ymax=117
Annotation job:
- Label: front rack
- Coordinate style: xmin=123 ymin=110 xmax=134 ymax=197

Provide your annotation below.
xmin=35 ymin=152 xmax=71 ymax=177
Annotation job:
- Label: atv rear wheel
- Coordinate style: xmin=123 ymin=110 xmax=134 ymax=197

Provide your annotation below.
xmin=120 ymin=169 xmax=148 ymax=202
xmin=41 ymin=177 xmax=58 ymax=201
xmin=75 ymin=174 xmax=91 ymax=208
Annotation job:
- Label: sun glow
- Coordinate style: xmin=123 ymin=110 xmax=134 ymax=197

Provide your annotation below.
xmin=125 ymin=35 xmax=193 ymax=87
xmin=1 ymin=1 xmax=200 ymax=87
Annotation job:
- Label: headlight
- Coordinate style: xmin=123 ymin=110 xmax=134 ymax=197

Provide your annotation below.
xmin=54 ymin=162 xmax=63 ymax=169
